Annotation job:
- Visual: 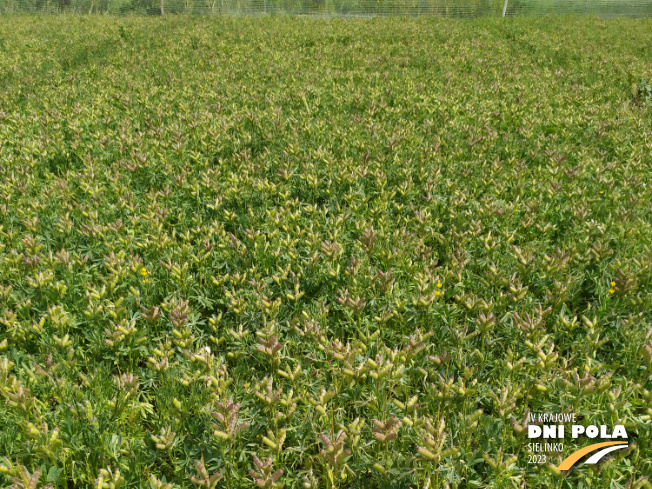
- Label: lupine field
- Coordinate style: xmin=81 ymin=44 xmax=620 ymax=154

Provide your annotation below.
xmin=0 ymin=14 xmax=652 ymax=489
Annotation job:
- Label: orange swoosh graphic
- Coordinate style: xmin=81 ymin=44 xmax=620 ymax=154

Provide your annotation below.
xmin=557 ymin=441 xmax=628 ymax=470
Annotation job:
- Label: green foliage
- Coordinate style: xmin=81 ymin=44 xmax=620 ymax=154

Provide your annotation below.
xmin=0 ymin=14 xmax=651 ymax=489
xmin=632 ymin=78 xmax=652 ymax=108
xmin=4 ymin=0 xmax=652 ymax=16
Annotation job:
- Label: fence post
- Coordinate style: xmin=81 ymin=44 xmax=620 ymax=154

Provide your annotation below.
xmin=502 ymin=0 xmax=508 ymax=16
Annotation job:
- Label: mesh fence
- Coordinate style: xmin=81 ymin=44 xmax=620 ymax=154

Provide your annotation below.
xmin=0 ymin=0 xmax=651 ymax=16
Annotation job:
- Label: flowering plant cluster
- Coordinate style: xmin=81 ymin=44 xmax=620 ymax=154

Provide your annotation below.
xmin=0 ymin=15 xmax=651 ymax=489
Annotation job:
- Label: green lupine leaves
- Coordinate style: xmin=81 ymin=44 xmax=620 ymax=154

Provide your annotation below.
xmin=0 ymin=14 xmax=651 ymax=489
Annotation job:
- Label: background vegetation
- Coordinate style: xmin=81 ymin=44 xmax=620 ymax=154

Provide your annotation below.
xmin=0 ymin=14 xmax=651 ymax=489
xmin=1 ymin=0 xmax=652 ymax=16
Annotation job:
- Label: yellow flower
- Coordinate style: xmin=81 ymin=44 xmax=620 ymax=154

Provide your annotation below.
xmin=435 ymin=290 xmax=442 ymax=297
xmin=608 ymin=288 xmax=615 ymax=294
xmin=610 ymin=281 xmax=615 ymax=287
xmin=141 ymin=268 xmax=148 ymax=277
xmin=143 ymin=278 xmax=149 ymax=284
xmin=436 ymin=281 xmax=442 ymax=288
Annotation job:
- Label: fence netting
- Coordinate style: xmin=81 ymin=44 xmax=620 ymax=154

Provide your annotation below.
xmin=1 ymin=0 xmax=651 ymax=17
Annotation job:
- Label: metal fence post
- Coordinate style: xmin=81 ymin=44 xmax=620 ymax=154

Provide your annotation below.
xmin=502 ymin=0 xmax=508 ymax=16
